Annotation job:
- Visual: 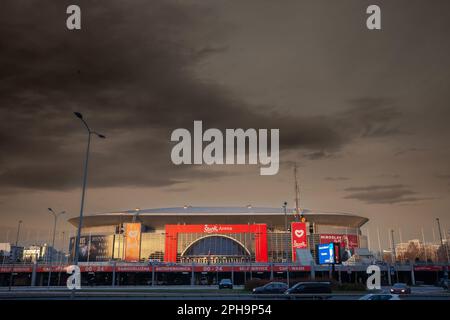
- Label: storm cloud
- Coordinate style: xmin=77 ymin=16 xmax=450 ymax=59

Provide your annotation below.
xmin=0 ymin=0 xmax=403 ymax=192
xmin=1 ymin=1 xmax=450 ymax=247
xmin=343 ymin=184 xmax=434 ymax=204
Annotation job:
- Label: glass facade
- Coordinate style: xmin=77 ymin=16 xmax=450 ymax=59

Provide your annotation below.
xmin=178 ymin=232 xmax=254 ymax=263
xmin=180 ymin=235 xmax=251 ymax=264
xmin=267 ymin=231 xmax=292 ymax=263
xmin=73 ymin=223 xmax=362 ymax=263
xmin=140 ymin=232 xmax=165 ymax=261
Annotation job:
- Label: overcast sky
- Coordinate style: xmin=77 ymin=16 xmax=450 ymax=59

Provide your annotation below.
xmin=1 ymin=0 xmax=450 ymax=251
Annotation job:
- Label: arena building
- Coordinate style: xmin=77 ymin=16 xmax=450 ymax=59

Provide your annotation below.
xmin=68 ymin=206 xmax=369 ymax=265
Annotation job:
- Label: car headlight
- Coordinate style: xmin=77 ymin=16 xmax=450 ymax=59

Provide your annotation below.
xmin=253 ymin=289 xmax=256 ymax=292
xmin=401 ymin=289 xmax=405 ymax=292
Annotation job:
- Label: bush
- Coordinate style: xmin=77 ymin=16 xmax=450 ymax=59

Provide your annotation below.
xmin=334 ymin=282 xmax=367 ymax=291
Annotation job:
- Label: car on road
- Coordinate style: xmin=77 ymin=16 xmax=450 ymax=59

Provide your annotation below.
xmin=390 ymin=283 xmax=411 ymax=294
xmin=284 ymin=281 xmax=332 ymax=295
xmin=359 ymin=294 xmax=400 ymax=301
xmin=252 ymin=282 xmax=288 ymax=294
xmin=218 ymin=279 xmax=233 ymax=289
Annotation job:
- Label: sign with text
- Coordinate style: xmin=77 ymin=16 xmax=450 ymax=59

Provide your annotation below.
xmin=318 ymin=243 xmax=335 ymax=264
xmin=319 ymin=234 xmax=358 ymax=263
xmin=291 ymin=222 xmax=307 ymax=262
xmin=164 ymin=224 xmax=268 ymax=263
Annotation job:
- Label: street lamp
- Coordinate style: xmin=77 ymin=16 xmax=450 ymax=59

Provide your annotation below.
xmin=283 ymin=202 xmax=288 ymax=263
xmin=47 ymin=208 xmax=65 ymax=287
xmin=73 ymin=112 xmax=106 ymax=265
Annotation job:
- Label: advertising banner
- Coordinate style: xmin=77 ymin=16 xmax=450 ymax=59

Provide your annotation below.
xmin=318 ymin=243 xmax=335 ymax=264
xmin=317 ymin=242 xmax=343 ymax=264
xmin=319 ymin=234 xmax=358 ymax=263
xmin=69 ymin=235 xmax=113 ymax=262
xmin=124 ymin=223 xmax=142 ymax=262
xmin=291 ymin=222 xmax=307 ymax=262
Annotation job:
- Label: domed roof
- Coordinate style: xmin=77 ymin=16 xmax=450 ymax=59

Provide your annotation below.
xmin=68 ymin=206 xmax=368 ymax=229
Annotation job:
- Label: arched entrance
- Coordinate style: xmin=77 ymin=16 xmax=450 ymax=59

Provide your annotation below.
xmin=180 ymin=235 xmax=251 ymax=264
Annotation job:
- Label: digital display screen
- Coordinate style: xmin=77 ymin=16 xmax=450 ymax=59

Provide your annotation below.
xmin=318 ymin=243 xmax=336 ymax=264
xmin=318 ymin=242 xmax=342 ymax=264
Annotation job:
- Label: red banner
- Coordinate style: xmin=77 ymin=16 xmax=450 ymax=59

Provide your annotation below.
xmin=0 ymin=266 xmax=33 ymax=273
xmin=124 ymin=223 xmax=142 ymax=262
xmin=414 ymin=265 xmax=443 ymax=271
xmin=291 ymin=222 xmax=307 ymax=262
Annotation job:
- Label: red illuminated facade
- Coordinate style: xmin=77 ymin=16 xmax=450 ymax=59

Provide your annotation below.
xmin=164 ymin=224 xmax=268 ymax=263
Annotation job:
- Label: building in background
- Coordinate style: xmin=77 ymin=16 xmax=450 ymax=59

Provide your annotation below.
xmin=0 ymin=243 xmax=24 ymax=263
xmin=68 ymin=206 xmax=369 ymax=264
xmin=394 ymin=239 xmax=445 ymax=263
xmin=22 ymin=244 xmax=66 ymax=263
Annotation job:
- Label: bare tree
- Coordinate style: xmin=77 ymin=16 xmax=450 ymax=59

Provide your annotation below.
xmin=405 ymin=241 xmax=420 ymax=262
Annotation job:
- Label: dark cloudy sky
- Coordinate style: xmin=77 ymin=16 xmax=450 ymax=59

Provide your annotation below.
xmin=1 ymin=0 xmax=450 ymax=251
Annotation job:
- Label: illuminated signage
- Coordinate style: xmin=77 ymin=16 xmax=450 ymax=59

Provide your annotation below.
xmin=291 ymin=222 xmax=307 ymax=262
xmin=124 ymin=223 xmax=142 ymax=262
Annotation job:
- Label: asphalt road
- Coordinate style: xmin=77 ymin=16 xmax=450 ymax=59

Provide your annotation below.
xmin=0 ymin=285 xmax=448 ymax=300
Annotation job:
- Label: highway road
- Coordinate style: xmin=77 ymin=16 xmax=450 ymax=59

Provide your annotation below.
xmin=0 ymin=285 xmax=448 ymax=300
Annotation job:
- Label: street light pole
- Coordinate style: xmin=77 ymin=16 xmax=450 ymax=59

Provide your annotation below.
xmin=73 ymin=112 xmax=105 ymax=265
xmin=47 ymin=208 xmax=65 ymax=287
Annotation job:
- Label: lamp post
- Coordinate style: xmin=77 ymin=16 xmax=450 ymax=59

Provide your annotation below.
xmin=73 ymin=112 xmax=106 ymax=265
xmin=47 ymin=208 xmax=65 ymax=287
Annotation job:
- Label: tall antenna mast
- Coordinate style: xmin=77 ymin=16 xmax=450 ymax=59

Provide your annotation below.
xmin=294 ymin=163 xmax=300 ymax=216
